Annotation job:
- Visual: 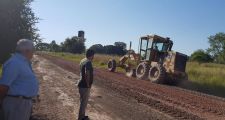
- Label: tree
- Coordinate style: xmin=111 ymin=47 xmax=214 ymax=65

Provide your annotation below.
xmin=89 ymin=44 xmax=105 ymax=54
xmin=0 ymin=0 xmax=40 ymax=63
xmin=190 ymin=49 xmax=213 ymax=63
xmin=35 ymin=43 xmax=50 ymax=51
xmin=207 ymin=32 xmax=225 ymax=63
xmin=89 ymin=42 xmax=127 ymax=55
xmin=49 ymin=40 xmax=61 ymax=52
xmin=104 ymin=45 xmax=115 ymax=54
xmin=61 ymin=36 xmax=86 ymax=54
xmin=114 ymin=42 xmax=127 ymax=50
xmin=103 ymin=45 xmax=127 ymax=55
xmin=114 ymin=42 xmax=127 ymax=55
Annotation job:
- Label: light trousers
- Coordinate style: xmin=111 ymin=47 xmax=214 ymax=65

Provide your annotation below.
xmin=2 ymin=96 xmax=32 ymax=120
xmin=78 ymin=88 xmax=90 ymax=120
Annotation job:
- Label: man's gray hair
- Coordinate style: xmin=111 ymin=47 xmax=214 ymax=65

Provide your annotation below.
xmin=16 ymin=39 xmax=34 ymax=52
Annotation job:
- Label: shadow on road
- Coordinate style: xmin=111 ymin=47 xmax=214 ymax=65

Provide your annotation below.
xmin=30 ymin=115 xmax=49 ymax=120
xmin=178 ymin=80 xmax=225 ymax=98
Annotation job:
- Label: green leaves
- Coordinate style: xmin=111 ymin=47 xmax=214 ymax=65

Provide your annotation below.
xmin=190 ymin=32 xmax=225 ymax=64
xmin=190 ymin=49 xmax=213 ymax=63
xmin=61 ymin=36 xmax=86 ymax=54
xmin=207 ymin=32 xmax=225 ymax=64
xmin=0 ymin=0 xmax=40 ymax=63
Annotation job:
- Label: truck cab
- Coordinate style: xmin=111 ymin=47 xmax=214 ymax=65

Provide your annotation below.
xmin=139 ymin=35 xmax=173 ymax=62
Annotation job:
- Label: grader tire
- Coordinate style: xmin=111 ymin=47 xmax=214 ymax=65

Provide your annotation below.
xmin=148 ymin=64 xmax=166 ymax=84
xmin=125 ymin=66 xmax=136 ymax=77
xmin=107 ymin=59 xmax=116 ymax=72
xmin=136 ymin=63 xmax=150 ymax=80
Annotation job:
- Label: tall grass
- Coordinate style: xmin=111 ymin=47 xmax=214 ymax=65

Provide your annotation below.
xmin=48 ymin=52 xmax=121 ymax=69
xmin=49 ymin=52 xmax=85 ymax=63
xmin=186 ymin=62 xmax=225 ymax=94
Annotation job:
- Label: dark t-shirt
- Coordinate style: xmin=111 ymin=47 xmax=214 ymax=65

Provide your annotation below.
xmin=78 ymin=58 xmax=93 ymax=88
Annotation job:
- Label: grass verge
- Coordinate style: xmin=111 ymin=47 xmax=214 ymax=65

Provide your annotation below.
xmin=46 ymin=52 xmax=124 ymax=71
xmin=183 ymin=62 xmax=225 ymax=97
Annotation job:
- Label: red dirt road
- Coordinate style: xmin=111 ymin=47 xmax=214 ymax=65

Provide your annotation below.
xmin=31 ymin=56 xmax=173 ymax=120
xmin=33 ymin=54 xmax=225 ymax=120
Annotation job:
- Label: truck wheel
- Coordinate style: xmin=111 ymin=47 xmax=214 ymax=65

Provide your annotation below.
xmin=125 ymin=65 xmax=136 ymax=77
xmin=148 ymin=64 xmax=166 ymax=84
xmin=108 ymin=59 xmax=116 ymax=72
xmin=136 ymin=62 xmax=150 ymax=80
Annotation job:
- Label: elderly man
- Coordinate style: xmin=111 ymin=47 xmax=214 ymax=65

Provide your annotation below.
xmin=0 ymin=39 xmax=39 ymax=120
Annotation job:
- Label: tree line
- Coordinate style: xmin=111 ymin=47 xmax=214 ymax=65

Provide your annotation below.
xmin=88 ymin=41 xmax=127 ymax=55
xmin=190 ymin=32 xmax=225 ymax=64
xmin=36 ymin=36 xmax=86 ymax=54
xmin=36 ymin=38 xmax=127 ymax=56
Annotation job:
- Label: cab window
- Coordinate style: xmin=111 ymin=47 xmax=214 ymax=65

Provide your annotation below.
xmin=141 ymin=40 xmax=148 ymax=50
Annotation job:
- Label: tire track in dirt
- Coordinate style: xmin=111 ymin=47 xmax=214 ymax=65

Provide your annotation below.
xmin=38 ymin=53 xmax=225 ymax=120
xmin=95 ymin=70 xmax=225 ymax=119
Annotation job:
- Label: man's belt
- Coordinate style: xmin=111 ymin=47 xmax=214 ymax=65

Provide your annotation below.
xmin=6 ymin=95 xmax=32 ymax=100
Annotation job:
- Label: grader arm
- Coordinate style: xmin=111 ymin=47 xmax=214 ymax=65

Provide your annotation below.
xmin=118 ymin=52 xmax=139 ymax=69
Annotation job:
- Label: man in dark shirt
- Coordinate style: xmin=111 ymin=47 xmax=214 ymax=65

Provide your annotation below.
xmin=78 ymin=49 xmax=95 ymax=120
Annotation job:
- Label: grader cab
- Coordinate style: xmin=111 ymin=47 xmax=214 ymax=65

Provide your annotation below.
xmin=107 ymin=35 xmax=188 ymax=84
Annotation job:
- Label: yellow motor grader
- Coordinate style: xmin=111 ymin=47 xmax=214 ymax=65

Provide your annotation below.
xmin=107 ymin=35 xmax=188 ymax=84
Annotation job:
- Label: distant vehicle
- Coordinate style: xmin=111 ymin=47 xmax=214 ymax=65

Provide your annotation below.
xmin=107 ymin=35 xmax=188 ymax=84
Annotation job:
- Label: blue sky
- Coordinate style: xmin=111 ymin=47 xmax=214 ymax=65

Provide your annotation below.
xmin=32 ymin=0 xmax=225 ymax=55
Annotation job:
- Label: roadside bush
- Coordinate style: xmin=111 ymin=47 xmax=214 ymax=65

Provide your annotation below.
xmin=190 ymin=49 xmax=213 ymax=63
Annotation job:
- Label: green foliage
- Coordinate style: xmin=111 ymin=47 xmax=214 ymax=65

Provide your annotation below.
xmin=35 ymin=43 xmax=50 ymax=51
xmin=49 ymin=40 xmax=61 ymax=52
xmin=89 ymin=42 xmax=127 ymax=55
xmin=190 ymin=49 xmax=213 ymax=63
xmin=114 ymin=42 xmax=127 ymax=50
xmin=48 ymin=52 xmax=85 ymax=63
xmin=207 ymin=32 xmax=225 ymax=64
xmin=186 ymin=62 xmax=225 ymax=96
xmin=36 ymin=36 xmax=86 ymax=54
xmin=61 ymin=36 xmax=86 ymax=54
xmin=187 ymin=62 xmax=225 ymax=86
xmin=0 ymin=0 xmax=40 ymax=64
xmin=89 ymin=44 xmax=105 ymax=54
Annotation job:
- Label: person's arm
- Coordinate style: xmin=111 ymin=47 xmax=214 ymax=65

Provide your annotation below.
xmin=85 ymin=70 xmax=91 ymax=87
xmin=0 ymin=61 xmax=19 ymax=104
xmin=84 ymin=62 xmax=92 ymax=88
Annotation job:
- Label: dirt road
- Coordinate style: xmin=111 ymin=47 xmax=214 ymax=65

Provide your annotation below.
xmin=31 ymin=55 xmax=174 ymax=120
xmin=31 ymin=55 xmax=225 ymax=120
